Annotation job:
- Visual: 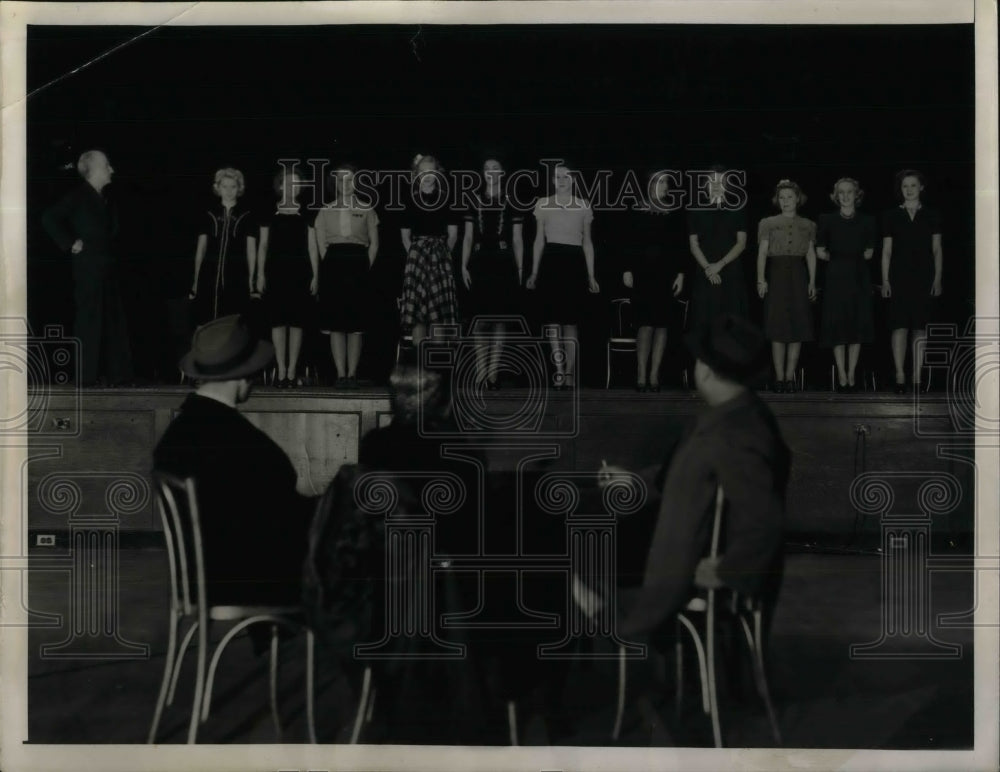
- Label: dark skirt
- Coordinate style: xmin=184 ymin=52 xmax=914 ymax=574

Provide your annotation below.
xmin=687 ymin=261 xmax=748 ymax=334
xmin=469 ymin=245 xmax=520 ymax=316
xmin=319 ymin=243 xmax=370 ymax=333
xmin=400 ymin=236 xmax=458 ymax=333
xmin=195 ymin=256 xmax=250 ymax=325
xmin=633 ymin=272 xmax=675 ymax=328
xmin=537 ymin=242 xmax=588 ymax=324
xmin=763 ymin=254 xmax=814 ymax=343
xmin=820 ymin=257 xmax=874 ymax=346
xmin=264 ymin=252 xmax=312 ymax=328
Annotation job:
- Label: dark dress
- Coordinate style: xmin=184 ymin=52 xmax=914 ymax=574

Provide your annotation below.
xmin=759 ymin=214 xmax=816 ymax=343
xmin=400 ymin=189 xmax=459 ymax=334
xmin=195 ymin=202 xmax=256 ymax=324
xmin=816 ymin=212 xmax=876 ymax=346
xmin=464 ymin=194 xmax=523 ymax=316
xmin=882 ymin=205 xmax=942 ymax=331
xmin=625 ymin=207 xmax=685 ymax=328
xmin=152 ymin=394 xmax=316 ymax=606
xmin=261 ymin=207 xmax=315 ymax=328
xmin=41 ymin=183 xmax=133 ymax=385
xmin=687 ymin=208 xmax=749 ymax=333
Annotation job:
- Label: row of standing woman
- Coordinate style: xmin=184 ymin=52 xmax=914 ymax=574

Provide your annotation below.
xmin=189 ymin=160 xmax=943 ymax=393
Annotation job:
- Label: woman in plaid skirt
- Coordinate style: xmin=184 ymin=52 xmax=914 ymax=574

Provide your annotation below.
xmin=399 ymin=154 xmax=460 ymax=347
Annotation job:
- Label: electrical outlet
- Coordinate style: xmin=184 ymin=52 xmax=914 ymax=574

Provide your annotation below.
xmin=36 ymin=534 xmax=56 ymax=547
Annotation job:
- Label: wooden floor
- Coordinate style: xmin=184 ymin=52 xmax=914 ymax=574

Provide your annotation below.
xmin=25 ymin=548 xmax=974 ymax=747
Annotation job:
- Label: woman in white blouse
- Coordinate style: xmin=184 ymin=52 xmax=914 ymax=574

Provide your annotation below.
xmin=526 ymin=161 xmax=600 ymax=389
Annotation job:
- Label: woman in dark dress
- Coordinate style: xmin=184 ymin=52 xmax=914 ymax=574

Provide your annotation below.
xmin=687 ymin=168 xmax=748 ymax=335
xmin=190 ymin=168 xmax=257 ymax=325
xmin=816 ymin=178 xmax=876 ymax=392
xmin=400 ymin=154 xmax=460 ymax=347
xmin=756 ymin=179 xmax=817 ymax=393
xmin=525 ymin=160 xmax=600 ymax=389
xmin=315 ymin=163 xmax=379 ymax=385
xmin=460 ymin=157 xmax=524 ymax=389
xmin=257 ymin=168 xmax=318 ymax=387
xmin=622 ymin=171 xmax=685 ymax=391
xmin=880 ymin=169 xmax=943 ymax=393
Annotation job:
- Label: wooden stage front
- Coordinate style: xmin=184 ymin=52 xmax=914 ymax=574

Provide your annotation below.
xmin=23 ymin=386 xmax=974 ymax=542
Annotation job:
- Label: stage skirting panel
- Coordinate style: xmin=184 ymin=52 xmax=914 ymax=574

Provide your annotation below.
xmin=25 ymin=387 xmax=973 ymax=539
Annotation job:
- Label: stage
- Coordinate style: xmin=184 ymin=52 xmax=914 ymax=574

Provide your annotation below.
xmin=23 ymin=385 xmax=973 ymax=543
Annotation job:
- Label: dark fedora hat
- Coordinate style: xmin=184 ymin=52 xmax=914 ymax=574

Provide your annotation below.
xmin=684 ymin=314 xmax=769 ymax=384
xmin=179 ymin=315 xmax=274 ymax=381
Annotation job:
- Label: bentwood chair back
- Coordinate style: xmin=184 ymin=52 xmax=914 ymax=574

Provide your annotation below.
xmin=611 ymin=485 xmax=782 ymax=748
xmin=148 ymin=471 xmax=316 ymax=744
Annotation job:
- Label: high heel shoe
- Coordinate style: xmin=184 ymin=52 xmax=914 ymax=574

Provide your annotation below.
xmin=784 ymin=379 xmax=798 ymax=394
xmin=649 ymin=382 xmax=662 ymax=393
xmin=486 ymin=379 xmax=500 ymax=391
xmin=635 ymin=381 xmax=648 ymax=393
xmin=772 ymin=380 xmax=785 ymax=394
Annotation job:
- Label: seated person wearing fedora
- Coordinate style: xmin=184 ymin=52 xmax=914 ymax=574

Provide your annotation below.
xmin=581 ymin=313 xmax=791 ymax=641
xmin=153 ymin=314 xmax=316 ymax=607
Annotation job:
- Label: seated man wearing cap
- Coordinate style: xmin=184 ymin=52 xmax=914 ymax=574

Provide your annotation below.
xmin=153 ymin=314 xmax=316 ymax=607
xmin=583 ymin=313 xmax=791 ymax=641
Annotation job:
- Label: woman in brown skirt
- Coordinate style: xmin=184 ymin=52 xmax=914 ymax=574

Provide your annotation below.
xmin=756 ymin=179 xmax=817 ymax=392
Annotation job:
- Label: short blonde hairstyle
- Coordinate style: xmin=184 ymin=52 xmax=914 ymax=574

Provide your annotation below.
xmin=213 ymin=168 xmax=246 ymax=197
xmin=771 ymin=179 xmax=806 ymax=208
xmin=830 ymin=177 xmax=865 ymax=205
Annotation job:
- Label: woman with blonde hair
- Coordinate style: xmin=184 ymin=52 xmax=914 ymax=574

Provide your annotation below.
xmin=756 ymin=179 xmax=817 ymax=393
xmin=816 ymin=177 xmax=876 ymax=392
xmin=399 ymin=154 xmax=460 ymax=347
xmin=190 ymin=167 xmax=258 ymax=325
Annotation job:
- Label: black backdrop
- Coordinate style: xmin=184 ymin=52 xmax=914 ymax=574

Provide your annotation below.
xmin=25 ymin=24 xmax=976 ymax=384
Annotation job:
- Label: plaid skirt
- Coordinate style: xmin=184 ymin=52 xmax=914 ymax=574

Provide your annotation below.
xmin=400 ymin=236 xmax=458 ymax=333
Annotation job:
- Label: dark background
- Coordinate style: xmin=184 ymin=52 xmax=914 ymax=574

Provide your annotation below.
xmin=26 ymin=24 xmax=976 ymax=385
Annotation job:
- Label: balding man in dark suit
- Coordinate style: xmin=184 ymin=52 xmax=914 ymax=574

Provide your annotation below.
xmin=42 ymin=150 xmax=133 ymax=386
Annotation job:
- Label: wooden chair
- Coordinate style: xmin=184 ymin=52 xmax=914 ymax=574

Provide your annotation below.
xmin=611 ymin=486 xmax=782 ymax=747
xmin=148 ymin=472 xmax=316 ymax=743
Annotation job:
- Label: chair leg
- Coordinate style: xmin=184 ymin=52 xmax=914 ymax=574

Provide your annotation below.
xmin=606 ymin=344 xmax=612 ymax=389
xmin=187 ymin=618 xmax=208 ymax=743
xmin=269 ymin=624 xmax=283 ymax=740
xmin=167 ymin=620 xmax=199 ymax=706
xmin=366 ymin=687 xmax=377 ymax=723
xmin=148 ymin=610 xmax=180 ymax=743
xmin=706 ymin=595 xmax=722 ymax=748
xmin=676 ymin=614 xmax=710 ymax=714
xmin=201 ymin=619 xmax=261 ymax=722
xmin=306 ymin=630 xmax=317 ymax=744
xmin=507 ymin=700 xmax=519 ymax=745
xmin=746 ymin=611 xmax=783 ymax=746
xmin=350 ymin=666 xmax=372 ymax=744
xmin=611 ymin=644 xmax=626 ymax=740
xmin=674 ymin=627 xmax=684 ymax=720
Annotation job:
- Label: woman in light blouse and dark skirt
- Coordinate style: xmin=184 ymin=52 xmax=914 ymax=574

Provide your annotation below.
xmin=525 ymin=160 xmax=600 ymax=389
xmin=400 ymin=154 xmax=460 ymax=347
xmin=461 ymin=157 xmax=524 ymax=389
xmin=880 ymin=169 xmax=943 ymax=393
xmin=756 ymin=179 xmax=817 ymax=393
xmin=816 ymin=178 xmax=876 ymax=392
xmin=256 ymin=167 xmax=318 ymax=388
xmin=315 ymin=163 xmax=379 ymax=385
xmin=622 ymin=170 xmax=685 ymax=392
